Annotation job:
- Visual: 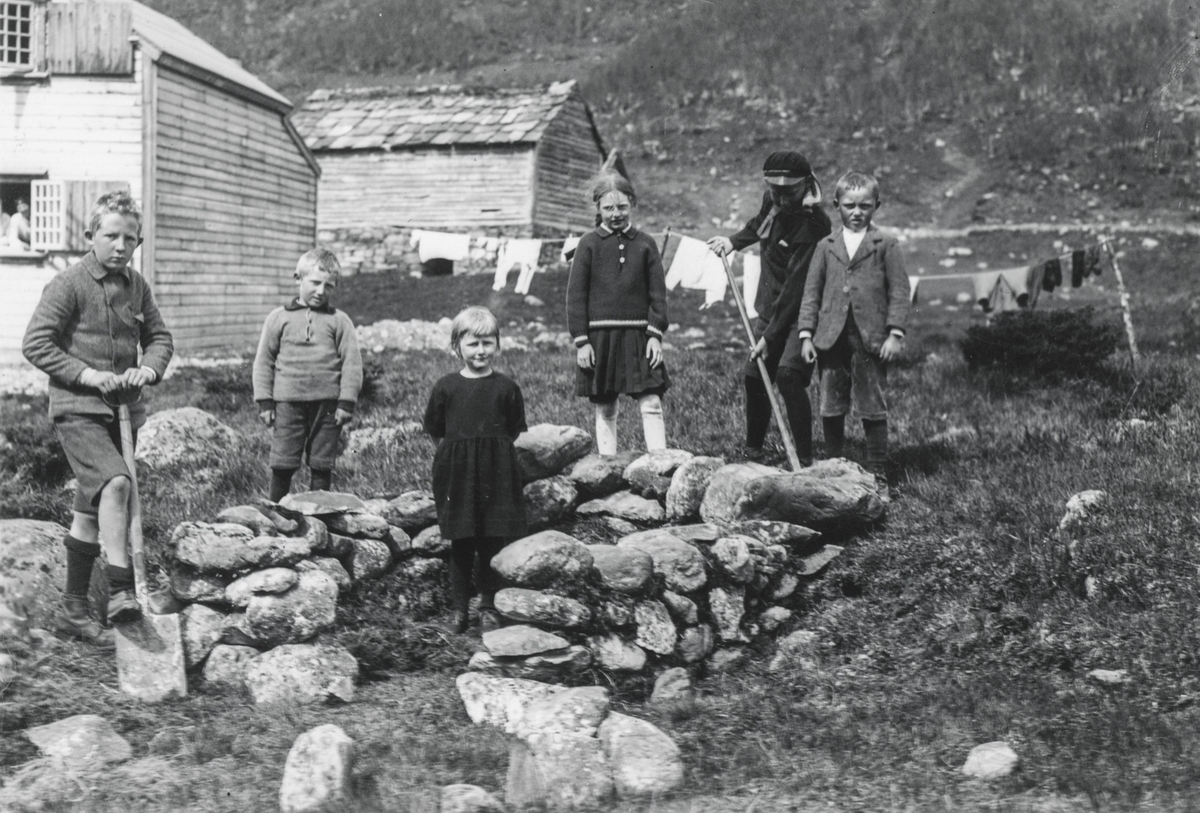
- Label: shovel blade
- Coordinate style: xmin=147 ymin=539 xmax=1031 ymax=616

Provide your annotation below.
xmin=114 ymin=612 xmax=188 ymax=702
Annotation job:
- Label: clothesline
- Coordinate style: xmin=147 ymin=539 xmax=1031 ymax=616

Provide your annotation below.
xmin=911 ymin=239 xmax=1107 ymax=283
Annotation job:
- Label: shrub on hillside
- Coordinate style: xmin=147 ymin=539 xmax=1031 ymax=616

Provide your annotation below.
xmin=959 ymin=307 xmax=1122 ymax=375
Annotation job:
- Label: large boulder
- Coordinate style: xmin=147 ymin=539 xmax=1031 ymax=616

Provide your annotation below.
xmin=244 ymin=569 xmax=339 ymax=646
xmin=224 ymin=568 xmax=298 ymax=608
xmin=170 ymin=522 xmax=312 ymax=573
xmin=495 ymin=588 xmax=591 ymax=629
xmin=243 ymin=641 xmax=358 ymax=705
xmin=586 ymin=545 xmax=654 ymax=595
xmin=698 ymin=461 xmax=785 ymax=523
xmin=514 ymin=424 xmax=592 ymax=483
xmin=665 ymin=456 xmax=725 ymax=522
xmin=577 ymin=491 xmax=666 ymax=523
xmin=599 ymin=712 xmax=685 ymax=799
xmin=566 ymin=451 xmax=639 ymax=498
xmin=468 ymin=646 xmax=592 ymax=683
xmin=279 ymin=724 xmax=355 ymax=813
xmin=522 ymin=476 xmax=578 ymax=531
xmin=617 ymin=531 xmax=707 ymax=593
xmin=202 ymin=644 xmax=260 ymax=689
xmin=179 ymin=603 xmax=226 ymax=669
xmin=325 ymin=512 xmax=390 ymax=540
xmin=633 ymin=600 xmax=676 ymax=655
xmin=134 ymin=407 xmax=242 ymax=476
xmin=279 ymin=491 xmax=367 ymax=516
xmin=344 ymin=537 xmax=393 ymax=581
xmin=456 ymin=672 xmax=567 ymax=734
xmin=381 ymin=490 xmax=438 ymax=531
xmin=490 ymin=531 xmax=593 ymax=588
xmin=732 ymin=458 xmax=886 ymax=530
xmin=587 ymin=633 xmax=647 ymax=672
xmin=0 ymin=519 xmax=106 ymax=638
xmin=483 ymin=625 xmax=570 ymax=658
xmin=506 ymin=687 xmax=615 ymax=811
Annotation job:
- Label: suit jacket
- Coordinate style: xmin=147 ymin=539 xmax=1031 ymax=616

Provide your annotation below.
xmin=23 ymin=251 xmax=173 ymax=426
xmin=797 ymin=226 xmax=910 ymax=353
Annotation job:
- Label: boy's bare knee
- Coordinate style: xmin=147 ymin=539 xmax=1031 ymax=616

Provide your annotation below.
xmin=102 ymin=475 xmax=131 ymax=501
xmin=597 ymin=399 xmax=619 ymax=419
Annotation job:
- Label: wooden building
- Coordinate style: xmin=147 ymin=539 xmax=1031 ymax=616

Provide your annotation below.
xmin=293 ymin=81 xmax=612 ymax=274
xmin=1 ymin=0 xmax=318 ymax=363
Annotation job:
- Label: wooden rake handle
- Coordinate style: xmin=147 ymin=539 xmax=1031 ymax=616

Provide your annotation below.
xmin=717 ymin=252 xmax=803 ymax=471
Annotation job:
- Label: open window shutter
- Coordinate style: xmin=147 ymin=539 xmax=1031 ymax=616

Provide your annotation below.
xmin=31 ymin=181 xmax=65 ymax=251
xmin=47 ymin=1 xmax=133 ymax=75
xmin=33 ymin=180 xmax=132 ymax=251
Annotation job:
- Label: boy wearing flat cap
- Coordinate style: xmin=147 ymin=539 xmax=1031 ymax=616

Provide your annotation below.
xmin=708 ymin=151 xmax=831 ymax=465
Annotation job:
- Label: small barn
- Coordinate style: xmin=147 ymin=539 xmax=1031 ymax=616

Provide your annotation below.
xmin=293 ymin=81 xmax=613 ymax=275
xmin=1 ymin=0 xmax=319 ymax=364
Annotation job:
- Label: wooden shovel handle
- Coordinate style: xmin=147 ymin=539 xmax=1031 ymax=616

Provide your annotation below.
xmin=117 ymin=404 xmax=149 ymax=607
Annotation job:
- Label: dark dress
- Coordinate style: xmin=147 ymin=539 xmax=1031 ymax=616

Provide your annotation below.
xmin=423 ymin=371 xmax=528 ymax=541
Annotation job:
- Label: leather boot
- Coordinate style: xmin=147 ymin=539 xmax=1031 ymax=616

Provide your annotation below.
xmin=106 ymin=588 xmax=142 ymax=625
xmin=57 ymin=593 xmax=115 ymax=648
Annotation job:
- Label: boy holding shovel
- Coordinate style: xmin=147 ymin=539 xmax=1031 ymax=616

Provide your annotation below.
xmin=23 ymin=192 xmax=173 ymax=645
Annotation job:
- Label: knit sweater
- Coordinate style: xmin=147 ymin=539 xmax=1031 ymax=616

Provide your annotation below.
xmin=253 ymin=300 xmax=363 ymax=412
xmin=22 ymin=251 xmax=173 ymax=425
xmin=566 ymin=225 xmax=669 ymax=346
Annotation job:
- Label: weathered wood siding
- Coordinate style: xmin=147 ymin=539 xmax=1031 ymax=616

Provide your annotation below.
xmin=0 ymin=55 xmax=143 ymax=196
xmin=316 ymin=146 xmax=534 ymax=231
xmin=47 ymin=1 xmax=134 ymax=75
xmin=532 ymin=95 xmax=604 ymax=233
xmin=154 ymin=65 xmax=316 ymax=354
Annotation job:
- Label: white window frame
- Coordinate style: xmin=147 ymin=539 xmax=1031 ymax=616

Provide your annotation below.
xmin=30 ymin=179 xmax=64 ymax=250
xmin=0 ymin=0 xmax=36 ymax=72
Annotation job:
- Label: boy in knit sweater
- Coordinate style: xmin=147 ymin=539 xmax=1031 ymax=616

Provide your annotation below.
xmin=23 ymin=191 xmax=173 ymax=643
xmin=254 ymin=248 xmax=363 ymax=502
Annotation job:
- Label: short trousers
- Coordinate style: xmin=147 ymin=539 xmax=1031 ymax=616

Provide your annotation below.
xmin=816 ymin=321 xmax=888 ymax=421
xmin=55 ymin=412 xmax=135 ymax=515
xmin=270 ymin=400 xmax=341 ymax=470
xmin=743 ymin=317 xmax=814 ymax=385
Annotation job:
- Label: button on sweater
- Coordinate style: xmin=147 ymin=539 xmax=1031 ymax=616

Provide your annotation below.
xmin=253 ymin=299 xmax=363 ymax=412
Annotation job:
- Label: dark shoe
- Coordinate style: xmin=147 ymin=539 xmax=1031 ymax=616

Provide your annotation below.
xmin=479 ymin=609 xmax=503 ymax=632
xmin=438 ymin=611 xmax=468 ymax=635
xmin=57 ymin=594 xmax=115 ymax=648
xmin=741 ymin=446 xmax=766 ymax=463
xmin=107 ymin=589 xmax=142 ymax=625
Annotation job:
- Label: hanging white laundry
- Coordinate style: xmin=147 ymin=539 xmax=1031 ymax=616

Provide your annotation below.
xmin=664 ymin=234 xmax=717 ymax=290
xmin=560 ymin=235 xmax=580 ymax=263
xmin=412 ymin=229 xmax=470 ymax=263
xmin=495 ymin=238 xmax=543 ymax=294
xmin=743 ymin=253 xmax=762 ymax=319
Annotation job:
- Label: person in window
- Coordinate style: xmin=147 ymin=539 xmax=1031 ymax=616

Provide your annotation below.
xmin=7 ymin=198 xmax=31 ymax=249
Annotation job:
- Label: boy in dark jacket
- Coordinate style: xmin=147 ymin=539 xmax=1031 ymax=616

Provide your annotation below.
xmin=708 ymin=151 xmax=831 ymax=464
xmin=23 ymin=191 xmax=174 ymax=643
xmin=798 ymin=171 xmax=910 ymax=482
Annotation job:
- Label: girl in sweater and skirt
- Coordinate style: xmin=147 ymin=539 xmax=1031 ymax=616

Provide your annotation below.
xmin=567 ymin=171 xmax=670 ymax=455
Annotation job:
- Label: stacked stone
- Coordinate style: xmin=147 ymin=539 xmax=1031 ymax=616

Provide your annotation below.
xmin=166 ymin=489 xmax=437 ymax=705
xmin=457 ymin=428 xmax=888 ymax=680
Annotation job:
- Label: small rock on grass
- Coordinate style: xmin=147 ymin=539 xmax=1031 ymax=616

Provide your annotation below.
xmin=599 ymin=712 xmax=685 ymax=799
xmin=961 ymin=741 xmax=1019 ymax=779
xmin=441 ymin=784 xmax=505 ymax=813
xmin=25 ymin=715 xmax=131 ymax=768
xmin=650 ymin=667 xmax=692 ymax=704
xmin=1060 ymin=489 xmax=1106 ymax=532
xmin=1087 ymin=668 xmax=1129 ymax=686
xmin=279 ymin=724 xmax=354 ymax=813
xmin=455 ymin=672 xmax=566 ymax=734
xmin=243 ymin=641 xmax=358 ymax=705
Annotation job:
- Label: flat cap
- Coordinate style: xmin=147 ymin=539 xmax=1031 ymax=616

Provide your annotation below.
xmin=762 ymin=151 xmax=813 ymax=186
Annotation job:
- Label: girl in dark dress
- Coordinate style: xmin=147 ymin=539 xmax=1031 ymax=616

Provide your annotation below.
xmin=423 ymin=306 xmax=527 ymax=633
xmin=567 ymin=171 xmax=670 ymax=455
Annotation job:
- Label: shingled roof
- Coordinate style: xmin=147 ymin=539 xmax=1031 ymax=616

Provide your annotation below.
xmin=294 ymin=81 xmax=585 ymax=152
